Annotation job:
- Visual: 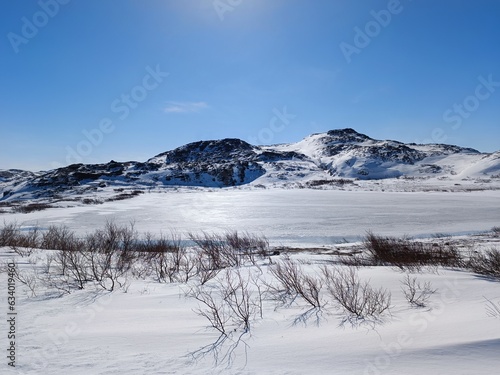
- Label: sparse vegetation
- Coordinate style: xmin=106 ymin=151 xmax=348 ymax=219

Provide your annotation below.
xmin=81 ymin=198 xmax=103 ymax=205
xmin=0 ymin=222 xmax=271 ymax=295
xmin=189 ymin=231 xmax=269 ymax=269
xmin=492 ymin=226 xmax=500 ymax=237
xmin=467 ymin=248 xmax=500 ymax=278
xmin=266 ymin=257 xmax=323 ymax=309
xmin=2 ymin=219 xmax=500 ymax=371
xmin=306 ymin=179 xmax=355 ymax=188
xmin=364 ymin=232 xmax=462 ymax=270
xmin=400 ymin=274 xmax=436 ymax=307
xmin=322 ymin=266 xmax=391 ymax=324
xmin=106 ymin=190 xmax=144 ymax=202
xmin=13 ymin=203 xmax=53 ymax=213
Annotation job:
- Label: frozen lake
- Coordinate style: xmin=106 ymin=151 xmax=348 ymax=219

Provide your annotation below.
xmin=4 ymin=189 xmax=500 ymax=246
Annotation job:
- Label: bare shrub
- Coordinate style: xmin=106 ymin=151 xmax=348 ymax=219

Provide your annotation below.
xmin=106 ymin=190 xmax=144 ymax=202
xmin=322 ymin=266 xmax=391 ymax=324
xmin=364 ymin=232 xmax=461 ymax=270
xmin=53 ymin=248 xmax=89 ymax=290
xmin=149 ymin=250 xmax=175 ymax=283
xmin=492 ymin=226 xmax=500 ymax=237
xmin=0 ymin=222 xmax=40 ymax=255
xmin=219 ymin=270 xmax=255 ymax=333
xmin=195 ymin=252 xmax=222 ymax=285
xmin=190 ymin=232 xmax=240 ymax=269
xmin=400 ymin=274 xmax=436 ymax=308
xmin=13 ymin=203 xmax=53 ymax=213
xmin=188 ymin=269 xmax=263 ymax=367
xmin=225 ymin=231 xmax=269 ymax=263
xmin=81 ymin=198 xmax=103 ymax=205
xmin=468 ymin=248 xmax=500 ymax=278
xmin=191 ymin=269 xmax=264 ymax=333
xmin=138 ymin=232 xmax=174 ymax=253
xmin=0 ymin=222 xmax=20 ymax=247
xmin=10 ymin=263 xmax=39 ymax=298
xmin=190 ymin=286 xmax=229 ymax=336
xmin=267 ymin=258 xmax=323 ymax=309
xmin=41 ymin=225 xmax=78 ymax=251
xmin=40 ymin=253 xmax=57 ymax=275
xmin=141 ymin=233 xmax=190 ymax=283
xmin=178 ymin=253 xmax=198 ymax=283
xmin=85 ymin=248 xmax=124 ymax=291
xmin=190 ymin=231 xmax=269 ymax=270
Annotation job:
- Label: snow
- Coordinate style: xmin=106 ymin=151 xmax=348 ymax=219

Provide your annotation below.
xmin=1 ymin=189 xmax=499 ymax=374
xmin=2 ymin=129 xmax=499 ymax=202
xmin=2 ymin=190 xmax=499 ymax=246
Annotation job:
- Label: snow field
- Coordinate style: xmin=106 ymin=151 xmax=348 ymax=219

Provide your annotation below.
xmin=1 ymin=245 xmax=500 ymax=374
xmin=1 ymin=189 xmax=499 ymax=374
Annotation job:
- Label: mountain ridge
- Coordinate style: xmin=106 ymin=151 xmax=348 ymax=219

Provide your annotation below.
xmin=1 ymin=128 xmax=499 ymax=201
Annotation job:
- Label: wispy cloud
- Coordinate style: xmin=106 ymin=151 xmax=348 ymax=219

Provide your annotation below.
xmin=164 ymin=101 xmax=209 ymax=113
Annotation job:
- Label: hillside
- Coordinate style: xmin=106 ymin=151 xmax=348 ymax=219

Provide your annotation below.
xmin=1 ymin=128 xmax=499 ymax=202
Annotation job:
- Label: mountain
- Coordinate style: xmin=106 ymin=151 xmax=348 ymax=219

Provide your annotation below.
xmin=1 ymin=128 xmax=499 ymax=202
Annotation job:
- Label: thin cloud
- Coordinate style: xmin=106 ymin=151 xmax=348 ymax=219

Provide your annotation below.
xmin=164 ymin=101 xmax=209 ymax=113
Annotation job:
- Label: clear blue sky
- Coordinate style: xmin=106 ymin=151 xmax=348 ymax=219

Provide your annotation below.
xmin=1 ymin=0 xmax=499 ymax=171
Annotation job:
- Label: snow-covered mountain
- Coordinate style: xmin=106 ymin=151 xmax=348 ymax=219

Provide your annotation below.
xmin=1 ymin=128 xmax=499 ymax=201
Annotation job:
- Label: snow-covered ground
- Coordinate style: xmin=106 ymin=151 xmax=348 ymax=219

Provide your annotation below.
xmin=2 ymin=189 xmax=499 ymax=246
xmin=1 ymin=189 xmax=499 ymax=374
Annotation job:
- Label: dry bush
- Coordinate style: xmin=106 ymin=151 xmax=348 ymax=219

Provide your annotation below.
xmin=54 ymin=248 xmax=90 ymax=290
xmin=39 ymin=223 xmax=139 ymax=292
xmin=195 ymin=252 xmax=222 ymax=285
xmin=81 ymin=198 xmax=103 ymax=205
xmin=40 ymin=225 xmax=79 ymax=251
xmin=0 ymin=222 xmax=40 ymax=255
xmin=13 ymin=203 xmax=53 ymax=213
xmin=468 ymin=248 xmax=500 ymax=278
xmin=218 ymin=270 xmax=256 ymax=333
xmin=190 ymin=231 xmax=269 ymax=270
xmin=364 ymin=232 xmax=461 ymax=270
xmin=322 ymin=266 xmax=391 ymax=324
xmin=0 ymin=222 xmax=20 ymax=247
xmin=138 ymin=232 xmax=175 ymax=253
xmin=492 ymin=227 xmax=500 ymax=237
xmin=6 ymin=261 xmax=39 ymax=298
xmin=400 ymin=274 xmax=436 ymax=307
xmin=190 ymin=232 xmax=241 ymax=269
xmin=267 ymin=257 xmax=323 ymax=309
xmin=106 ymin=190 xmax=144 ymax=202
xmin=190 ymin=269 xmax=263 ymax=334
xmin=190 ymin=286 xmax=229 ymax=336
xmin=145 ymin=235 xmax=190 ymax=283
xmin=224 ymin=231 xmax=269 ymax=263
xmin=188 ymin=269 xmax=263 ymax=367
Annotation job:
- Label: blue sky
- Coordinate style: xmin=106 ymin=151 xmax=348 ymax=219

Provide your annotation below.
xmin=1 ymin=0 xmax=499 ymax=171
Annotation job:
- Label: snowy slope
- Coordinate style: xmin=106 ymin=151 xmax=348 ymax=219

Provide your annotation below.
xmin=1 ymin=187 xmax=499 ymax=374
xmin=2 ymin=235 xmax=500 ymax=375
xmin=272 ymin=129 xmax=487 ymax=180
xmin=1 ymin=128 xmax=499 ymax=202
